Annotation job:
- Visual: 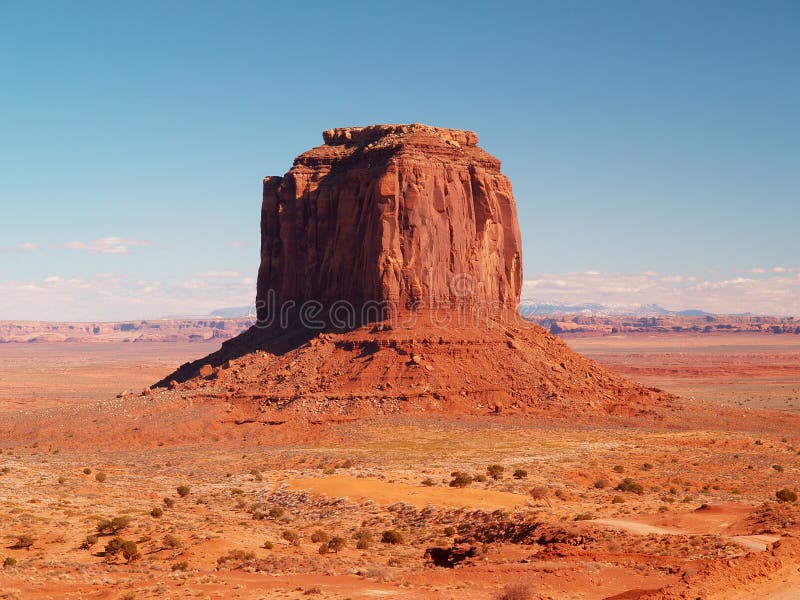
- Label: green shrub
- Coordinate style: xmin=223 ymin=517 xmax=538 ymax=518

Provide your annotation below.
xmin=381 ymin=530 xmax=403 ymax=544
xmin=487 ymin=464 xmax=504 ymax=480
xmin=97 ymin=516 xmax=131 ymax=534
xmin=121 ymin=540 xmax=140 ymax=562
xmin=616 ymin=478 xmax=644 ymax=494
xmin=282 ymin=530 xmax=299 ymax=545
xmin=449 ymin=471 xmax=473 ymax=488
xmin=12 ymin=535 xmax=34 ymax=550
xmin=310 ymin=530 xmax=329 ymax=544
xmin=104 ymin=537 xmax=124 ymax=557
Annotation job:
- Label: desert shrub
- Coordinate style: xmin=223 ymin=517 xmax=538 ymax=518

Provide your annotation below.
xmin=613 ymin=465 xmax=624 ymax=473
xmin=0 ymin=466 xmax=9 ymax=475
xmin=249 ymin=469 xmax=263 ymax=481
xmin=421 ymin=477 xmax=434 ymax=486
xmin=268 ymin=506 xmax=284 ymax=519
xmin=473 ymin=473 xmax=487 ymax=483
xmin=776 ymin=488 xmax=798 ymax=503
xmin=98 ymin=516 xmax=131 ymax=534
xmin=58 ymin=476 xmax=66 ymax=485
xmin=594 ymin=479 xmax=609 ymax=489
xmin=574 ymin=512 xmax=594 ymax=521
xmin=303 ymin=588 xmax=322 ymax=596
xmin=252 ymin=510 xmax=265 ymax=521
xmin=616 ymin=478 xmax=644 ymax=494
xmin=495 ymin=581 xmax=533 ymax=600
xmin=354 ymin=528 xmax=372 ymax=550
xmin=171 ymin=561 xmax=188 ymax=571
xmin=80 ymin=534 xmax=98 ymax=550
xmin=611 ymin=495 xmax=625 ymax=504
xmin=487 ymin=464 xmax=505 ymax=480
xmin=163 ymin=534 xmax=180 ymax=549
xmin=163 ymin=497 xmax=175 ymax=508
xmin=262 ymin=540 xmax=274 ymax=549
xmin=772 ymin=464 xmax=784 ymax=472
xmin=443 ymin=526 xmax=456 ymax=536
xmin=530 ymin=486 xmax=548 ymax=501
xmin=381 ymin=530 xmax=403 ymax=545
xmin=554 ymin=489 xmax=566 ymax=500
xmin=104 ymin=537 xmax=124 ymax=557
xmin=95 ymin=472 xmax=107 ymax=483
xmin=12 ymin=535 xmax=34 ymax=550
xmin=282 ymin=530 xmax=300 ymax=545
xmin=216 ymin=549 xmax=255 ymax=565
xmin=83 ymin=468 xmax=91 ymax=475
xmin=121 ymin=540 xmax=140 ymax=562
xmin=341 ymin=459 xmax=353 ymax=468
xmin=642 ymin=463 xmax=653 ymax=471
xmin=326 ymin=536 xmax=345 ymax=553
xmin=3 ymin=557 xmax=17 ymax=568
xmin=176 ymin=485 xmax=190 ymax=497
xmin=513 ymin=469 xmax=528 ymax=479
xmin=449 ymin=471 xmax=473 ymax=488
xmin=310 ymin=530 xmax=329 ymax=543
xmin=150 ymin=507 xmax=163 ymax=518
xmin=755 ymin=439 xmax=763 ymax=445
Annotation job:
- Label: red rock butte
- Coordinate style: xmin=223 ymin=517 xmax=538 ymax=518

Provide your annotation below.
xmin=258 ymin=123 xmax=522 ymax=323
xmin=157 ymin=124 xmax=672 ymax=419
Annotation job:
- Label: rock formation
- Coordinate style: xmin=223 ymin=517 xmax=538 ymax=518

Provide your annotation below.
xmin=156 ymin=124 xmax=671 ymax=419
xmin=257 ymin=124 xmax=522 ymax=323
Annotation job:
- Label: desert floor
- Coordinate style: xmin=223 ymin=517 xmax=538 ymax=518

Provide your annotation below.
xmin=1 ymin=334 xmax=799 ymax=599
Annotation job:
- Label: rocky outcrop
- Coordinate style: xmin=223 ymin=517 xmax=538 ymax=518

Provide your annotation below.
xmin=257 ymin=124 xmax=522 ymax=323
xmin=155 ymin=123 xmax=673 ymax=421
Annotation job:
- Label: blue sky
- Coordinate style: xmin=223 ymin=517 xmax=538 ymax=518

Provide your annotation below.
xmin=1 ymin=0 xmax=798 ymax=320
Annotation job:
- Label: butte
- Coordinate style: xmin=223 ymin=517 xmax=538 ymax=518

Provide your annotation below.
xmin=157 ymin=124 xmax=667 ymax=419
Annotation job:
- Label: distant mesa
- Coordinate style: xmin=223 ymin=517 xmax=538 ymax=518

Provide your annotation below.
xmin=155 ymin=124 xmax=670 ymax=418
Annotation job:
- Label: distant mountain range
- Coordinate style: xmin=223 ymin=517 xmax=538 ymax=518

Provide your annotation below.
xmin=519 ymin=301 xmax=713 ymax=317
xmin=209 ymin=306 xmax=254 ymax=318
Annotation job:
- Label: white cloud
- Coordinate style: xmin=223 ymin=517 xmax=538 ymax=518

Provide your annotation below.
xmin=199 ymin=270 xmax=243 ymax=278
xmin=522 ymin=270 xmax=800 ymax=316
xmin=58 ymin=237 xmax=154 ymax=255
xmin=0 ymin=272 xmax=257 ymax=321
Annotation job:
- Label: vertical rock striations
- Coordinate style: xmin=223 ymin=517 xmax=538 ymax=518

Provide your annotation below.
xmin=256 ymin=124 xmax=522 ymax=323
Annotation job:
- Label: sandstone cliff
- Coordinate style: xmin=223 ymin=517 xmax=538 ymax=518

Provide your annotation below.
xmin=156 ymin=124 xmax=672 ymax=420
xmin=257 ymin=124 xmax=522 ymax=323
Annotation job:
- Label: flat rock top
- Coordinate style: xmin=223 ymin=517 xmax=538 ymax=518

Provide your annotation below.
xmin=322 ymin=123 xmax=479 ymax=148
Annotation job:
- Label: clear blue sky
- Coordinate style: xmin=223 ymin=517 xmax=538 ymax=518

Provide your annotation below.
xmin=1 ymin=0 xmax=798 ymax=319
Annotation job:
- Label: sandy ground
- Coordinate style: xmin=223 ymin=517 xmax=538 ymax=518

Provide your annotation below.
xmin=0 ymin=333 xmax=799 ymax=599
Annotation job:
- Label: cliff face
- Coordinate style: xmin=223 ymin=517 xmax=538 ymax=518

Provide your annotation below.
xmin=257 ymin=124 xmax=522 ymax=323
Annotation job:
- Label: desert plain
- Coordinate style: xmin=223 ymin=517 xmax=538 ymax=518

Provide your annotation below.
xmin=1 ymin=329 xmax=799 ymax=600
